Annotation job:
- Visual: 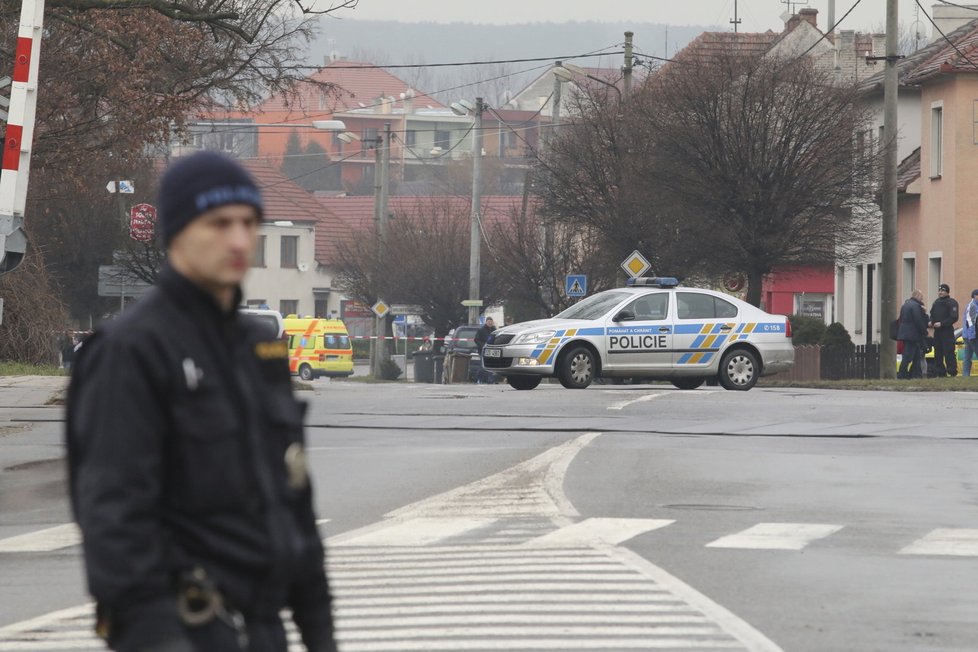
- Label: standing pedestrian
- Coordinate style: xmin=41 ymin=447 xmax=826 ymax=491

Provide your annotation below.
xmin=473 ymin=316 xmax=497 ymax=384
xmin=962 ymin=289 xmax=978 ymax=376
xmin=929 ymin=283 xmax=960 ymax=377
xmin=897 ymin=289 xmax=929 ymax=379
xmin=66 ymin=151 xmax=337 ymax=652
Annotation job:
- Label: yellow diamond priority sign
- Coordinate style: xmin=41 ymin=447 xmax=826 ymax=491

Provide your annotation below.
xmin=621 ymin=250 xmax=651 ymax=278
xmin=371 ymin=300 xmax=390 ymax=318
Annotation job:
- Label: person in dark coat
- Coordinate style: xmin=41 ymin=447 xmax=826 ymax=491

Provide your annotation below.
xmin=66 ymin=152 xmax=337 ymax=652
xmin=473 ymin=316 xmax=497 ymax=384
xmin=929 ymin=282 xmax=960 ymax=377
xmin=897 ymin=289 xmax=929 ymax=379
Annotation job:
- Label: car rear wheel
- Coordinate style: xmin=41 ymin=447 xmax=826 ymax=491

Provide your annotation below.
xmin=299 ymin=364 xmax=314 ymax=381
xmin=506 ymin=375 xmax=542 ymax=391
xmin=671 ymin=378 xmax=705 ymax=390
xmin=718 ymin=349 xmax=758 ymax=391
xmin=558 ymin=346 xmax=595 ymax=389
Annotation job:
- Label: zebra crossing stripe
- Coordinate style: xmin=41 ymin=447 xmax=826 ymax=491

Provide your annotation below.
xmin=0 ymin=524 xmax=80 ymax=553
xmin=525 ymin=517 xmax=674 ymax=547
xmin=332 ymin=516 xmax=498 ymax=546
xmin=899 ymin=528 xmax=978 ymax=556
xmin=705 ymin=523 xmax=843 ymax=550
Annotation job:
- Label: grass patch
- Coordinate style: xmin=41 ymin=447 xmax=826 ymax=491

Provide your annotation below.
xmin=760 ymin=376 xmax=978 ymax=391
xmin=0 ymin=362 xmax=67 ymax=377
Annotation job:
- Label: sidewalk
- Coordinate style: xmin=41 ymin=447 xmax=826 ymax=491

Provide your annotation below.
xmin=0 ymin=376 xmax=67 ymax=409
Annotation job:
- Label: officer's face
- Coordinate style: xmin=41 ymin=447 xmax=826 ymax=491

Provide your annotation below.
xmin=169 ymin=204 xmax=260 ymax=292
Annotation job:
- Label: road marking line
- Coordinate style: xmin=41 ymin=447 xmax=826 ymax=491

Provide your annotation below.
xmin=333 ymin=593 xmax=686 ymax=605
xmin=333 ymin=582 xmax=667 ymax=596
xmin=336 ymin=614 xmax=712 ymax=625
xmin=608 ymin=392 xmax=666 ymax=410
xmin=900 ymin=528 xmax=978 ymax=556
xmin=0 ymin=523 xmax=81 ymax=553
xmin=337 ymin=640 xmax=743 ymax=651
xmin=329 ymin=561 xmax=625 ymax=574
xmin=332 ymin=517 xmax=498 ymax=546
xmin=330 ymin=572 xmax=653 ymax=588
xmin=335 ymin=603 xmax=702 ymax=615
xmin=705 ymin=523 xmax=843 ymax=550
xmin=525 ymin=517 xmax=675 ymax=547
xmin=336 ymin=624 xmax=726 ymax=639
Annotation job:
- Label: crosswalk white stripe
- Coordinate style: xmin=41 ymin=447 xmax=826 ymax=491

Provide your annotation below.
xmin=329 ymin=561 xmax=626 ymax=574
xmin=336 ymin=614 xmax=714 ymax=627
xmin=330 ymin=572 xmax=651 ymax=588
xmin=334 ymin=593 xmax=686 ymax=606
xmin=337 ymin=625 xmax=726 ymax=640
xmin=0 ymin=642 xmax=103 ymax=651
xmin=899 ymin=528 xmax=978 ymax=556
xmin=333 ymin=517 xmax=499 ymax=546
xmin=335 ymin=604 xmax=703 ymax=616
xmin=526 ymin=518 xmax=675 ymax=547
xmin=335 ymin=582 xmax=665 ymax=596
xmin=705 ymin=523 xmax=843 ymax=550
xmin=0 ymin=524 xmax=81 ymax=553
xmin=338 ymin=639 xmax=744 ymax=651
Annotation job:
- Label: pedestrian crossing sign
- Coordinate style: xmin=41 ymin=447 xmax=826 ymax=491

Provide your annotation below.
xmin=621 ymin=250 xmax=651 ymax=279
xmin=565 ymin=274 xmax=587 ymax=297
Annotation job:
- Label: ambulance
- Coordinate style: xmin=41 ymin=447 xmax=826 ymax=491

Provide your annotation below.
xmin=283 ymin=316 xmax=354 ymax=380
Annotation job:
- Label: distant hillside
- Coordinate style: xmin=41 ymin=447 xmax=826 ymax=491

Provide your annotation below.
xmin=303 ymin=19 xmax=712 ymax=104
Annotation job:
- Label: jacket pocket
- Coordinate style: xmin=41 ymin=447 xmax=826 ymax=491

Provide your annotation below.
xmin=169 ymin=389 xmax=250 ymax=513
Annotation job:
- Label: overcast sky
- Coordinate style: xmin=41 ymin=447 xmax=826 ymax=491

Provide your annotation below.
xmin=330 ymin=1 xmax=932 ymax=34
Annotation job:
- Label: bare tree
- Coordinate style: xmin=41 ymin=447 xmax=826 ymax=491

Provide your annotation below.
xmin=333 ymin=197 xmax=504 ymax=336
xmin=0 ymin=244 xmax=69 ymax=365
xmin=641 ymin=55 xmax=879 ymax=305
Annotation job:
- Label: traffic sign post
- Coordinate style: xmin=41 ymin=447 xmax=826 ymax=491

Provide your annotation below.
xmin=565 ymin=274 xmax=587 ymax=297
xmin=621 ymin=250 xmax=652 ymax=279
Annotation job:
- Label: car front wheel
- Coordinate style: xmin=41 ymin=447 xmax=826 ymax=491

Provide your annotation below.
xmin=507 ymin=375 xmax=542 ymax=390
xmin=558 ymin=346 xmax=595 ymax=389
xmin=299 ymin=364 xmax=314 ymax=382
xmin=718 ymin=349 xmax=758 ymax=391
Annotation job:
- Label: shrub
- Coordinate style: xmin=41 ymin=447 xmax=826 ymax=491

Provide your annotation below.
xmin=789 ymin=314 xmax=826 ymax=345
xmin=378 ymin=357 xmax=402 ymax=381
xmin=820 ymin=322 xmax=854 ymax=350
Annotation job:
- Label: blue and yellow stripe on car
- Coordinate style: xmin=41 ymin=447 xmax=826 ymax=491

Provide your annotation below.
xmin=530 ymin=327 xmax=605 ymax=365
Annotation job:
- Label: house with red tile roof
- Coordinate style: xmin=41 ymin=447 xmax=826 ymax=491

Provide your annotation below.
xmin=835 ymin=9 xmax=978 ymax=346
xmin=227 ymin=159 xmax=351 ymax=319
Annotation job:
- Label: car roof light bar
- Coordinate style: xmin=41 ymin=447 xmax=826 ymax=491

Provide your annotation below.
xmin=626 ymin=277 xmax=680 ymax=287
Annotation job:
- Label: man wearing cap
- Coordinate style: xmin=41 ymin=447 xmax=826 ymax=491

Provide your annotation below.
xmin=962 ymin=289 xmax=978 ymax=376
xmin=67 ymin=151 xmax=338 ymax=652
xmin=929 ymin=283 xmax=960 ymax=377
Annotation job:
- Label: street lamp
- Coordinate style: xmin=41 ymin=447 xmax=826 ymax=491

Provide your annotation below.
xmin=450 ymin=97 xmax=486 ymax=326
xmin=551 ymin=61 xmax=623 ymax=104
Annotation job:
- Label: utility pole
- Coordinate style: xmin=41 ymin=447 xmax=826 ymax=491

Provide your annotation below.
xmin=551 ymin=62 xmax=562 ymax=145
xmin=623 ymin=32 xmax=634 ymax=96
xmin=880 ymin=0 xmax=898 ymax=378
xmin=730 ymin=0 xmax=742 ymax=33
xmin=467 ymin=98 xmax=484 ymax=326
xmin=370 ymin=123 xmax=391 ymax=378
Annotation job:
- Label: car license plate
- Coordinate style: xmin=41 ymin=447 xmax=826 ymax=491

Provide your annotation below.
xmin=484 ymin=348 xmax=501 ymax=358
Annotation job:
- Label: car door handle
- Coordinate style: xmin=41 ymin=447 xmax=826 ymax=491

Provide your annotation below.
xmin=720 ymin=325 xmax=733 ymax=332
xmin=659 ymin=327 xmax=671 ymax=333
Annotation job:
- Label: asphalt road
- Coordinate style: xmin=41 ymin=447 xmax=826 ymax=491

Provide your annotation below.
xmin=2 ymin=375 xmax=978 ymax=651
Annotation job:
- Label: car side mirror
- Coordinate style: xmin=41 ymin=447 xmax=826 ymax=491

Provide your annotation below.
xmin=614 ymin=310 xmax=635 ymax=322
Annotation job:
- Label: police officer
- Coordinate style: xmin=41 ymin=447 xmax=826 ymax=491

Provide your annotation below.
xmin=67 ymin=152 xmax=338 ymax=652
xmin=929 ymin=282 xmax=960 ymax=377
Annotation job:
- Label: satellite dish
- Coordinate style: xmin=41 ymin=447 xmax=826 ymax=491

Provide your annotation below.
xmin=298 ymin=262 xmax=309 ymax=272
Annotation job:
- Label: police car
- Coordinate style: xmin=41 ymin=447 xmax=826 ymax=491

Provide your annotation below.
xmin=483 ymin=277 xmax=794 ymax=391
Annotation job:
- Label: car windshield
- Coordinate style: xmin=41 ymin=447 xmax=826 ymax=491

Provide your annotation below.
xmin=553 ymin=292 xmax=632 ymax=320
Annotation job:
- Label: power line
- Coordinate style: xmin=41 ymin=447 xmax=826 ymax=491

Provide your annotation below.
xmin=261 ymin=50 xmax=626 ymax=71
xmin=794 ymin=0 xmax=864 ymax=60
xmin=915 ymin=0 xmax=978 ymax=73
xmin=934 ymin=0 xmax=978 ymax=13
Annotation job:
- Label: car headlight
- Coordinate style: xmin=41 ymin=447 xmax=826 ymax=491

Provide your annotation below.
xmin=515 ymin=330 xmax=557 ymax=344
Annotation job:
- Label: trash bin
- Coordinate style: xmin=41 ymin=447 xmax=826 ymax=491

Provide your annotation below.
xmin=413 ymin=351 xmax=435 ymax=383
xmin=446 ymin=353 xmax=470 ymax=383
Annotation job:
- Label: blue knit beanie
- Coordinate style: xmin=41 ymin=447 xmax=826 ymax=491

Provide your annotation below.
xmin=157 ymin=151 xmax=263 ymax=245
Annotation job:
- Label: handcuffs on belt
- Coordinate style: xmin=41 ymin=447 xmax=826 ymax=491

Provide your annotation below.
xmin=176 ymin=566 xmax=250 ymax=650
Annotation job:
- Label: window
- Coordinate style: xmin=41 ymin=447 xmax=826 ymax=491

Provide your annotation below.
xmin=835 ymin=267 xmax=845 ymax=324
xmin=405 ymin=130 xmax=417 ymax=148
xmin=855 ymin=265 xmax=864 ymax=334
xmin=499 ymin=130 xmax=518 ymax=151
xmin=332 ymin=131 xmax=344 ymax=151
xmin=624 ymin=293 xmax=669 ymax=320
xmin=931 ymin=104 xmax=943 ymax=178
xmin=280 ymin=300 xmax=298 ymax=317
xmin=929 ymin=255 xmax=942 ymax=297
xmin=677 ymin=293 xmax=739 ymax=320
xmin=361 ymin=127 xmax=379 ymax=154
xmin=434 ymin=130 xmax=452 ymax=150
xmin=280 ymin=236 xmax=298 ymax=269
xmin=315 ymin=297 xmax=329 ymax=318
xmin=902 ymin=256 xmax=916 ymax=298
xmin=252 ymin=235 xmax=266 ymax=267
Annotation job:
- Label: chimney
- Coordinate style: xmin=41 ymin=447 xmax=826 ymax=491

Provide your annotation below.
xmin=799 ymin=8 xmax=818 ymax=29
xmin=931 ymin=3 xmax=978 ymax=42
xmin=784 ymin=14 xmax=801 ymax=33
